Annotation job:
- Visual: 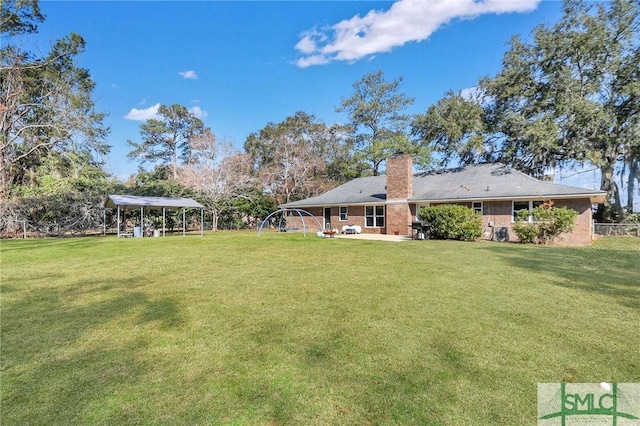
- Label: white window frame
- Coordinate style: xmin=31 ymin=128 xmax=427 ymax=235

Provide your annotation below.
xmin=365 ymin=205 xmax=385 ymax=228
xmin=512 ymin=200 xmax=543 ymax=222
xmin=472 ymin=201 xmax=483 ymax=214
xmin=339 ymin=206 xmax=348 ymax=222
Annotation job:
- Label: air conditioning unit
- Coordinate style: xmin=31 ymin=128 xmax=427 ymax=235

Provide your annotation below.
xmin=492 ymin=226 xmax=508 ymax=242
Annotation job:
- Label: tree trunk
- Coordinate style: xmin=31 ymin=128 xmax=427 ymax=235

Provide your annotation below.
xmin=0 ymin=147 xmax=9 ymax=201
xmin=628 ymin=159 xmax=639 ymax=214
xmin=372 ymin=159 xmax=382 ymax=176
xmin=172 ymin=150 xmax=179 ymax=180
xmin=211 ymin=207 xmax=218 ymax=232
xmin=600 ymin=163 xmax=624 ymax=222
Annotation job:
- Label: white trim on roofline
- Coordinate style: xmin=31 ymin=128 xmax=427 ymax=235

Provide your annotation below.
xmin=282 ymin=192 xmax=606 ymax=209
xmin=386 ymin=198 xmax=409 ymax=205
xmin=410 ymin=193 xmax=606 ymax=204
xmin=279 ymin=201 xmax=386 ymax=209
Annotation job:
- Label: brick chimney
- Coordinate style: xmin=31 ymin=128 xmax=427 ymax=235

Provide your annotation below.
xmin=386 ymin=154 xmax=413 ymax=236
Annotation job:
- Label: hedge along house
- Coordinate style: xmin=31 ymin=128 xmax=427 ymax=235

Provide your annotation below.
xmin=281 ymin=154 xmax=607 ymax=245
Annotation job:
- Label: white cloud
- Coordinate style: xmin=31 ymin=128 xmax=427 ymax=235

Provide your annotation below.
xmin=460 ymin=86 xmax=488 ymax=102
xmin=123 ymin=104 xmax=208 ymax=121
xmin=189 ymin=106 xmax=208 ymax=119
xmin=179 ymin=70 xmax=198 ymax=80
xmin=460 ymin=87 xmax=478 ymax=101
xmin=295 ymin=28 xmax=327 ymax=54
xmin=124 ymin=103 xmax=161 ymax=121
xmin=296 ymin=54 xmax=332 ymax=68
xmin=295 ymin=0 xmax=541 ymax=67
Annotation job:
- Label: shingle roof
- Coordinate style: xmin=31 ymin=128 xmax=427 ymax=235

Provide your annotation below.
xmin=282 ymin=176 xmax=387 ymax=208
xmin=281 ymin=163 xmax=606 ymax=208
xmin=410 ymin=163 xmax=605 ymax=202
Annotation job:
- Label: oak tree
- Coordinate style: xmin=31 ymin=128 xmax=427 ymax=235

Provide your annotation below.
xmin=1 ymin=3 xmax=109 ymax=200
xmin=482 ymin=0 xmax=640 ymax=218
xmin=244 ymin=111 xmax=359 ymax=204
xmin=412 ymin=90 xmax=490 ymax=168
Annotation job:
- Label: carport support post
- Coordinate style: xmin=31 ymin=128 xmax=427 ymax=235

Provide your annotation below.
xmin=163 ymin=208 xmax=166 ymax=237
xmin=117 ymin=205 xmax=121 ymax=238
xmin=182 ymin=208 xmax=186 ymax=236
xmin=200 ymin=208 xmax=203 ymax=236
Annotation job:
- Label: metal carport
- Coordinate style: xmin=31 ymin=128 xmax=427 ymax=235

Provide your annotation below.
xmin=104 ymin=195 xmax=205 ymax=238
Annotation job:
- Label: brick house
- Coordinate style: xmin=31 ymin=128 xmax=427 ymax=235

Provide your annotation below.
xmin=281 ymin=154 xmax=607 ymax=245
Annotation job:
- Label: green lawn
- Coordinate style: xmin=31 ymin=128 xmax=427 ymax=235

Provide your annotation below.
xmin=1 ymin=233 xmax=639 ymax=425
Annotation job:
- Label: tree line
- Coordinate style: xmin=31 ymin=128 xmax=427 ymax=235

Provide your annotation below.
xmin=1 ymin=0 xmax=638 ymax=236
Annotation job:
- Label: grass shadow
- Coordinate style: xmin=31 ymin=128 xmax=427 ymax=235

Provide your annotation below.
xmin=137 ymin=297 xmax=185 ymax=329
xmin=1 ymin=274 xmax=185 ymax=423
xmin=476 ymin=243 xmax=640 ymax=309
xmin=0 ymin=236 xmax=107 ymax=253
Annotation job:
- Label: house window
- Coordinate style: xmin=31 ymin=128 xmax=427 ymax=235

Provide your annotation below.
xmin=339 ymin=206 xmax=348 ymax=221
xmin=365 ymin=206 xmax=385 ymax=228
xmin=472 ymin=202 xmax=483 ymax=214
xmin=512 ymin=200 xmax=543 ymax=222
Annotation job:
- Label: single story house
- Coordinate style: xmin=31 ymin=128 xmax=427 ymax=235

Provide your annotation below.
xmin=281 ymin=154 xmax=607 ymax=245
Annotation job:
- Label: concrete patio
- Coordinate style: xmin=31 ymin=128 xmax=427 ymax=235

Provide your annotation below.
xmin=333 ymin=233 xmax=412 ymax=242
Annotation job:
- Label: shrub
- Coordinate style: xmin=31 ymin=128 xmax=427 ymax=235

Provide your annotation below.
xmin=625 ymin=213 xmax=640 ymax=224
xmin=513 ymin=202 xmax=578 ymax=244
xmin=512 ymin=219 xmax=539 ymax=244
xmin=418 ymin=204 xmax=483 ymax=241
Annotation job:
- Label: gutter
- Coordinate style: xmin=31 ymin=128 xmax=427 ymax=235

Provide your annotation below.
xmin=409 ymin=192 xmax=607 ymax=204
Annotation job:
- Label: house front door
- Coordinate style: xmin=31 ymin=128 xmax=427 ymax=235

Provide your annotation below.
xmin=324 ymin=207 xmax=331 ymax=230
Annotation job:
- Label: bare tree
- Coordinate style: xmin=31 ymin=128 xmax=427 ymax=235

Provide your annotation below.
xmin=180 ymin=130 xmax=256 ymax=230
xmin=259 ymin=136 xmax=328 ymax=205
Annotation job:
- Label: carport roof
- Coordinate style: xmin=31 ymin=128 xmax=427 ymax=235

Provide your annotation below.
xmin=104 ymin=195 xmax=204 ymax=210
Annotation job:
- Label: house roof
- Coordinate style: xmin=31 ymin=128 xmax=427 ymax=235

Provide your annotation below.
xmin=410 ymin=163 xmax=606 ymax=203
xmin=281 ymin=163 xmax=607 ymax=208
xmin=283 ymin=175 xmax=387 ymax=208
xmin=104 ymin=195 xmax=204 ymax=210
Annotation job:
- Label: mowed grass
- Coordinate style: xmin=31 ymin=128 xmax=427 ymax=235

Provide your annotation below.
xmin=1 ymin=233 xmax=639 ymax=425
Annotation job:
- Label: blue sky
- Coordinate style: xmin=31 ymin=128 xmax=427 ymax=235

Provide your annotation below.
xmin=25 ymin=0 xmax=568 ymax=181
